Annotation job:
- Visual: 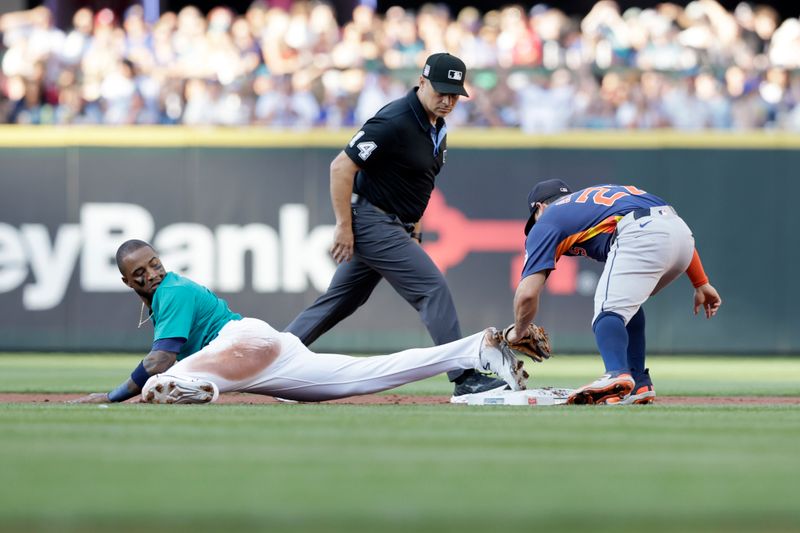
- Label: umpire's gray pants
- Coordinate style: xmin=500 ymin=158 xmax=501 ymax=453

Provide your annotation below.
xmin=285 ymin=198 xmax=465 ymax=381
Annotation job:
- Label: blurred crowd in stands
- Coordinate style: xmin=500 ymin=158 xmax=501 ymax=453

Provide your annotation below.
xmin=2 ymin=0 xmax=800 ymax=130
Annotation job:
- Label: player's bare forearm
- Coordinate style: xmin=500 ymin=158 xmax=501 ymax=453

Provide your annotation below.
xmin=143 ymin=349 xmax=178 ymax=374
xmin=510 ymin=272 xmax=547 ymax=342
xmin=107 ymin=350 xmax=176 ymax=402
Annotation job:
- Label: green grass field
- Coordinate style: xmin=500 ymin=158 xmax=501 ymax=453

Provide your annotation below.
xmin=1 ymin=354 xmax=799 ymax=533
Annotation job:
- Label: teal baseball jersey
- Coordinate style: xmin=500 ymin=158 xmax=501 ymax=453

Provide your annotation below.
xmin=151 ymin=272 xmax=242 ymax=360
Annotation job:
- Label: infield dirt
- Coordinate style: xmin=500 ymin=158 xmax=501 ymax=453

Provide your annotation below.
xmin=1 ymin=393 xmax=798 ymax=405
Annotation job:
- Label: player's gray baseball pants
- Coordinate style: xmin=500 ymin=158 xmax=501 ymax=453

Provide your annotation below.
xmin=285 ymin=196 xmax=465 ymax=381
xmin=594 ymin=206 xmax=695 ymax=324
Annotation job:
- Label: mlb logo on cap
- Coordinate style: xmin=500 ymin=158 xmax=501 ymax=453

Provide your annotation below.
xmin=422 ymin=53 xmax=469 ymax=97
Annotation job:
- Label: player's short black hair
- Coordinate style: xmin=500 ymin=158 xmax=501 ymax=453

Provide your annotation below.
xmin=116 ymin=239 xmax=154 ymax=271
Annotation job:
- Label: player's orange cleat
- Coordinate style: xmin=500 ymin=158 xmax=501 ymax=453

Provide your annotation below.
xmin=619 ymin=383 xmax=656 ymax=404
xmin=567 ymin=371 xmax=635 ymax=405
xmin=601 ymin=369 xmax=656 ymax=405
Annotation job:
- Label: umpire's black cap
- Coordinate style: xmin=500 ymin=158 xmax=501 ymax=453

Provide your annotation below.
xmin=524 ymin=179 xmax=572 ymax=235
xmin=422 ymin=53 xmax=469 ymax=97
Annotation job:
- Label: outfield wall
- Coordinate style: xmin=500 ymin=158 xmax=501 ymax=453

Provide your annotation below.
xmin=0 ymin=127 xmax=797 ymax=354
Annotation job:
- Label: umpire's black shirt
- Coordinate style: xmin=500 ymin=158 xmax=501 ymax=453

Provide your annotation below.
xmin=343 ymin=88 xmax=447 ymax=224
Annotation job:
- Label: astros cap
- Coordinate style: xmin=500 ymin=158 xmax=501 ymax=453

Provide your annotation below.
xmin=524 ymin=179 xmax=572 ymax=235
xmin=422 ymin=53 xmax=469 ymax=97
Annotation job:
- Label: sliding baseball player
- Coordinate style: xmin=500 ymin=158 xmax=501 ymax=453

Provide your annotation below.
xmin=70 ymin=240 xmax=549 ymax=404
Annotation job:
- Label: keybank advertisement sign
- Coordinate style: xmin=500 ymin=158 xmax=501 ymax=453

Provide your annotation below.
xmin=0 ymin=203 xmax=337 ymax=311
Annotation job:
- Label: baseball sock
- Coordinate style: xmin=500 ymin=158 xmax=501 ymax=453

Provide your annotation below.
xmin=593 ymin=312 xmax=628 ymax=373
xmin=626 ymin=307 xmax=646 ymax=378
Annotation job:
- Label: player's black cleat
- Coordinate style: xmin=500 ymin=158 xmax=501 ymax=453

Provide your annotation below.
xmin=452 ymin=372 xmax=509 ymax=397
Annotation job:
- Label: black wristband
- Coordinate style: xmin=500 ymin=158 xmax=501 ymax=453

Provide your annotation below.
xmin=410 ymin=232 xmax=422 ymax=243
xmin=131 ymin=360 xmax=152 ymax=388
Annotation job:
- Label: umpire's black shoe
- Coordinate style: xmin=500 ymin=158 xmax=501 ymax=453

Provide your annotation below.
xmin=452 ymin=372 xmax=509 ymax=397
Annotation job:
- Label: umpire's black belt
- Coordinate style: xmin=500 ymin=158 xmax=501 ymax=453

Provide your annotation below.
xmin=351 ymin=193 xmax=417 ymax=230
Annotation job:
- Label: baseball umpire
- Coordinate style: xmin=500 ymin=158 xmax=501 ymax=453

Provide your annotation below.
xmin=285 ymin=53 xmax=507 ymax=396
xmin=503 ymin=179 xmax=722 ymax=405
xmin=69 ymin=240 xmax=529 ymax=404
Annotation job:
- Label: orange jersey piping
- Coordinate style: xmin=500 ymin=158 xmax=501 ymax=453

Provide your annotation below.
xmin=554 ymin=215 xmax=622 ymax=260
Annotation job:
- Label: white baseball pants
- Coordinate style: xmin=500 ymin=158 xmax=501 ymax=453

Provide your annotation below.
xmin=159 ymin=318 xmax=485 ymax=401
xmin=594 ymin=206 xmax=695 ymax=325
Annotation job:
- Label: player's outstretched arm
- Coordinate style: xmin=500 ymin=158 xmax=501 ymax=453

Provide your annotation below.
xmin=693 ymin=283 xmax=722 ymax=319
xmin=68 ymin=349 xmax=178 ymax=404
xmin=507 ymin=271 xmax=547 ymax=343
xmin=69 ymin=392 xmax=115 ymax=404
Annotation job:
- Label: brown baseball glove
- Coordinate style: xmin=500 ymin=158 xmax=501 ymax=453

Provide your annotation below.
xmin=493 ymin=324 xmax=551 ymax=363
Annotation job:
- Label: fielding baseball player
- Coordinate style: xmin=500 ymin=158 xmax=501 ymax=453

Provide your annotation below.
xmin=69 ymin=240 xmax=545 ymax=405
xmin=501 ymin=179 xmax=722 ymax=405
